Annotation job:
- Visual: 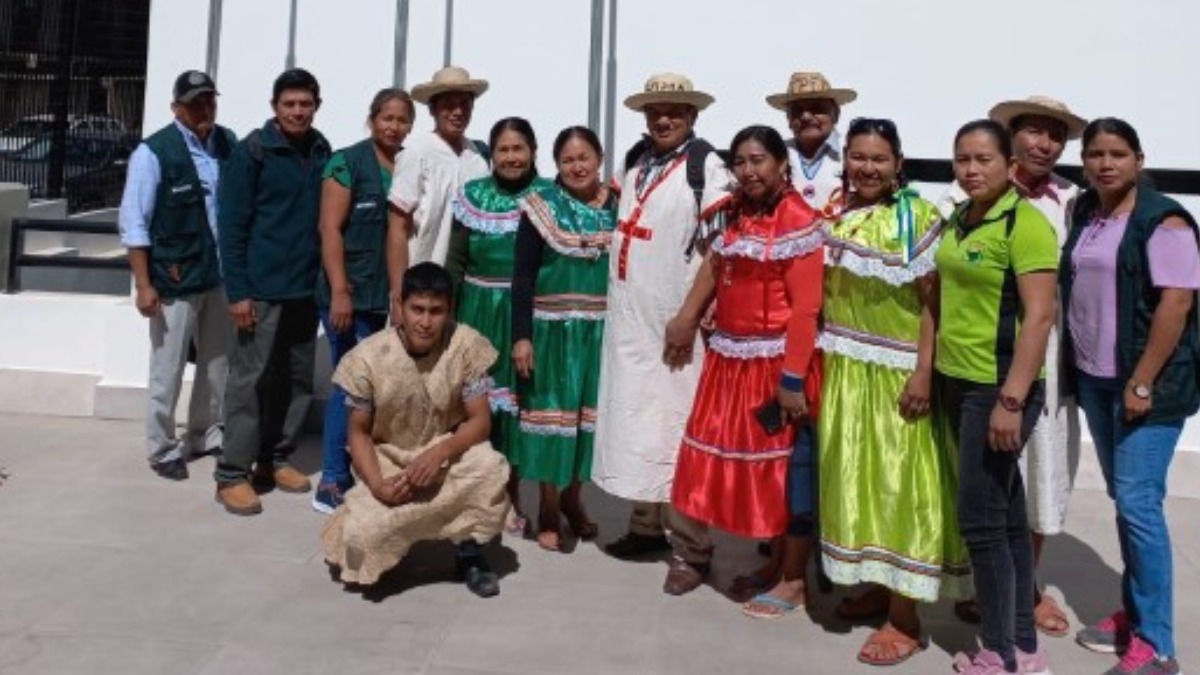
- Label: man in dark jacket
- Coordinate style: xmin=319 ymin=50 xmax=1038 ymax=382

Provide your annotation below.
xmin=215 ymin=68 xmax=331 ymax=515
xmin=118 ymin=70 xmax=236 ymax=482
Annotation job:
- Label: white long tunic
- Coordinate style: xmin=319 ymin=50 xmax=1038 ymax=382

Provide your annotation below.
xmin=592 ymin=147 xmax=731 ymax=502
xmin=388 ymin=132 xmax=489 ymax=265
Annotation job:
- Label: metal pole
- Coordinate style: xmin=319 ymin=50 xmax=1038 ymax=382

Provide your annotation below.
xmin=586 ymin=0 xmax=603 ymax=131
xmin=205 ymin=0 xmax=223 ymax=79
xmin=393 ymin=0 xmax=410 ymax=87
xmin=442 ymin=0 xmax=454 ymax=66
xmin=602 ymin=0 xmax=618 ymax=181
xmin=285 ymin=0 xmax=298 ymax=69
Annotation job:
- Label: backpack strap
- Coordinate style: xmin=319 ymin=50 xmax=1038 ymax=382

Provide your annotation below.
xmin=471 ymin=139 xmax=491 ymax=166
xmin=622 ymin=138 xmax=651 ymax=181
xmin=684 ymin=138 xmax=716 ymax=214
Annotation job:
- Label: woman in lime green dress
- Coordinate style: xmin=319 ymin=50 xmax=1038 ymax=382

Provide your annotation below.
xmin=511 ymin=126 xmax=616 ymax=551
xmin=445 ymin=117 xmax=552 ymax=529
xmin=818 ymin=118 xmax=970 ymax=666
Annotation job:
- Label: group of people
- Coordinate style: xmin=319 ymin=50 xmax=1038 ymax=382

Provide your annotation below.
xmin=117 ymin=63 xmax=1197 ymax=675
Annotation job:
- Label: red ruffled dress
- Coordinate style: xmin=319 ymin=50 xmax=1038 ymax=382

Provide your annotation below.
xmin=671 ymin=189 xmax=824 ymax=538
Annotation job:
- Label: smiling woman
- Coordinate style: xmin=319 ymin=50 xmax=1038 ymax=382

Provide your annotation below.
xmin=443 ymin=117 xmax=554 ymax=532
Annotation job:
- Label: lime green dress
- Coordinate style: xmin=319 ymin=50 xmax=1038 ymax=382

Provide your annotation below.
xmin=449 ymin=176 xmax=553 ymax=460
xmin=512 ymin=186 xmax=616 ymax=486
xmin=818 ymin=194 xmax=971 ymax=602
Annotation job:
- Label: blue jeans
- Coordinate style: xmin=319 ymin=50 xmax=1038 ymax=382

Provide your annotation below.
xmin=1075 ymin=370 xmax=1180 ymax=658
xmin=938 ymin=375 xmax=1044 ymax=672
xmin=318 ymin=309 xmax=388 ymax=489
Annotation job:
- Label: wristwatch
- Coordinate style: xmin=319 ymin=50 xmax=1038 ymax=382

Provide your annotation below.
xmin=997 ymin=394 xmax=1025 ymax=413
xmin=1128 ymin=380 xmax=1152 ymax=400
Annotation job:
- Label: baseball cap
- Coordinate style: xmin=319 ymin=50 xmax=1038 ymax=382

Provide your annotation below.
xmin=173 ymin=70 xmax=218 ymax=103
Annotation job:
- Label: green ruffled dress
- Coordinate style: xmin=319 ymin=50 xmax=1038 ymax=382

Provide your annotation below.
xmin=818 ymin=195 xmax=971 ymax=602
xmin=514 ymin=185 xmax=616 ymax=486
xmin=448 ymin=176 xmax=553 ymax=460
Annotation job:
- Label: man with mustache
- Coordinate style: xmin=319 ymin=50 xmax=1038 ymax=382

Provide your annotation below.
xmin=215 ymin=68 xmax=331 ymax=515
xmin=593 ymin=72 xmax=731 ymax=596
xmin=119 ymin=70 xmax=236 ymax=482
xmin=767 ymin=71 xmax=857 ymax=218
xmin=939 ymin=95 xmax=1087 ymax=639
xmin=387 ymin=67 xmax=490 ymax=274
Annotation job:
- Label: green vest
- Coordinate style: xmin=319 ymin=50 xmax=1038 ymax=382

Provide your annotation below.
xmin=316 ymin=139 xmax=390 ymax=313
xmin=1062 ymin=187 xmax=1200 ymax=422
xmin=143 ymin=123 xmax=235 ymax=298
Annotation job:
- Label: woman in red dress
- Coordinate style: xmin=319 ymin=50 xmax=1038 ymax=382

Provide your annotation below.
xmin=665 ymin=125 xmax=824 ymax=616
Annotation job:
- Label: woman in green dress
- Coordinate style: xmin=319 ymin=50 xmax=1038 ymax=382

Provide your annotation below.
xmin=445 ymin=117 xmax=552 ymax=531
xmin=818 ymin=118 xmax=970 ymax=666
xmin=511 ymin=126 xmax=616 ymax=551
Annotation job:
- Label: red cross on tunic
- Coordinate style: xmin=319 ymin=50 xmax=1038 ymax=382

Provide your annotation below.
xmin=617 ymin=208 xmax=653 ymax=281
xmin=614 ymin=154 xmax=688 ymax=282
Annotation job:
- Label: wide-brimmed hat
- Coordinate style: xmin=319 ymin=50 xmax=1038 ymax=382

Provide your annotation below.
xmin=766 ymin=71 xmax=857 ymax=110
xmin=989 ymin=96 xmax=1087 ymax=140
xmin=624 ymin=72 xmax=714 ymax=112
xmin=411 ymin=66 xmax=489 ymax=105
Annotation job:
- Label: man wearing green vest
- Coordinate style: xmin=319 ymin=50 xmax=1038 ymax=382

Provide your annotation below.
xmin=215 ymin=68 xmax=331 ymax=515
xmin=118 ymin=70 xmax=236 ymax=482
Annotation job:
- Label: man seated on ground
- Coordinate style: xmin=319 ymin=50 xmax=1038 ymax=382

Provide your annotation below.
xmin=321 ymin=262 xmax=511 ymax=598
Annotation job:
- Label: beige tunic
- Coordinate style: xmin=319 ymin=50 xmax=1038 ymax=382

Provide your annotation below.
xmin=320 ymin=325 xmax=510 ymax=585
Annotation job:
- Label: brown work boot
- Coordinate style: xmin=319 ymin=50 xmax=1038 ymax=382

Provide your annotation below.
xmin=216 ymin=481 xmax=263 ymax=516
xmin=271 ymin=465 xmax=312 ymax=493
xmin=663 ymin=558 xmax=710 ymax=596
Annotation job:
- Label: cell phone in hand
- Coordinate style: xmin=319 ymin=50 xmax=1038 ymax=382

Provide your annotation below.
xmin=754 ymin=399 xmax=786 ymax=435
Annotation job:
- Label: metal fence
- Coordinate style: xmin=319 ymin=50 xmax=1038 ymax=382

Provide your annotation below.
xmin=0 ymin=0 xmax=149 ymax=212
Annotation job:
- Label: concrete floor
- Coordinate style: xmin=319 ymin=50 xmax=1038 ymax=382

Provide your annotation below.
xmin=0 ymin=413 xmax=1196 ymax=675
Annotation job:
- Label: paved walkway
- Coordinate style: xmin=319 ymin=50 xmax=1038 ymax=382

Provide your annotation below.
xmin=0 ymin=413 xmax=1196 ymax=674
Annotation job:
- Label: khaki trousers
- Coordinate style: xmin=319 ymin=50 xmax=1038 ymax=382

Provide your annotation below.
xmin=628 ymin=500 xmax=712 ymax=566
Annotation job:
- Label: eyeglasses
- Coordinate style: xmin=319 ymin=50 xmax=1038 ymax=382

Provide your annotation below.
xmin=848 ymin=117 xmax=898 ymax=136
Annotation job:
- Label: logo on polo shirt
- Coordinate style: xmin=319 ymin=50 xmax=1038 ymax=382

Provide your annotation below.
xmin=965 ymin=241 xmax=986 ymax=265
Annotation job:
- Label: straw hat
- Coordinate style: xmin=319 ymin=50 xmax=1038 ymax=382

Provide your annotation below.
xmin=624 ymin=72 xmax=714 ymax=112
xmin=766 ymin=71 xmax=857 ymax=110
xmin=989 ymin=96 xmax=1087 ymax=140
xmin=410 ymin=66 xmax=489 ymax=105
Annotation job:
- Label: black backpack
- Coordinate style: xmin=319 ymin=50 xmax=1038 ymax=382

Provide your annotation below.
xmin=622 ymin=137 xmax=716 ymax=213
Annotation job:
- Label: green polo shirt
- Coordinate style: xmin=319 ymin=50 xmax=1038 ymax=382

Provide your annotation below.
xmin=935 ymin=188 xmax=1059 ymax=384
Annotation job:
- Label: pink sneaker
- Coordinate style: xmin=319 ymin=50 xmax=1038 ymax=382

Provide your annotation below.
xmin=1103 ymin=635 xmax=1181 ymax=675
xmin=953 ymin=648 xmax=1014 ymax=674
xmin=1077 ymin=609 xmax=1132 ymax=654
xmin=1017 ymin=646 xmax=1051 ymax=675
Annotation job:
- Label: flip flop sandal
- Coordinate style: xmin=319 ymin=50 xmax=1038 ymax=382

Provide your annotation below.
xmin=1034 ymin=595 xmax=1071 ymax=638
xmin=856 ymin=624 xmax=927 ymax=667
xmin=741 ymin=592 xmax=802 ymax=620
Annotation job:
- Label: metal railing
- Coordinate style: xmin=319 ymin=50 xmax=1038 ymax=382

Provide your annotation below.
xmin=4 ymin=217 xmax=126 ymax=293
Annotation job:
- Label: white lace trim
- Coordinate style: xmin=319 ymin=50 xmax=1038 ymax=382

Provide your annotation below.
xmin=452 ymin=197 xmax=521 ymax=234
xmin=817 ymin=331 xmax=917 ymax=371
xmin=824 ymin=236 xmax=940 ymax=287
xmin=520 ymin=193 xmax=612 ymax=259
xmin=711 ymin=227 xmax=823 ymax=262
xmin=708 ymin=332 xmax=785 ymax=360
xmin=519 ymin=421 xmax=579 ymax=438
xmin=462 ymin=376 xmax=495 ymax=402
xmin=533 ymin=308 xmax=606 ymax=322
xmin=821 ymin=545 xmax=973 ymax=602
